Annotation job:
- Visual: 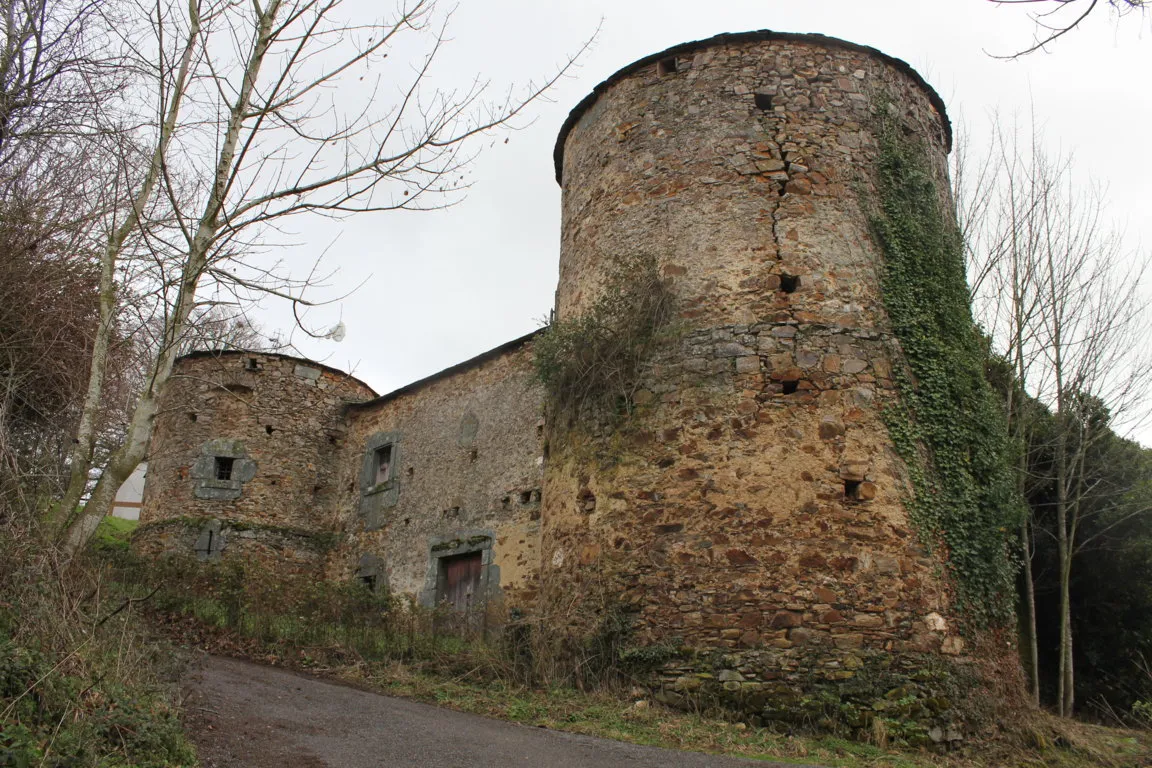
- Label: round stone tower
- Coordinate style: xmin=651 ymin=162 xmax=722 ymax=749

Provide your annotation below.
xmin=137 ymin=351 xmax=376 ymax=572
xmin=541 ymin=31 xmax=974 ymax=710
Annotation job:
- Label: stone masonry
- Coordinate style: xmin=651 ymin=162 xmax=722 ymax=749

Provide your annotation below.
xmin=138 ymin=31 xmax=1011 ymax=734
xmin=137 ymin=352 xmax=376 ymax=572
xmin=538 ymin=31 xmax=976 ymax=725
xmin=542 ymin=30 xmax=959 ymax=651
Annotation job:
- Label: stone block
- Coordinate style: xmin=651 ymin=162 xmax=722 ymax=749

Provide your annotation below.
xmin=818 ymin=418 xmax=845 ymax=440
xmin=770 ymin=611 xmax=802 ymax=628
xmin=735 ymin=356 xmax=761 ymax=374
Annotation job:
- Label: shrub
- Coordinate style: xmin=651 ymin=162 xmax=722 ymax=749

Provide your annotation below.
xmin=534 ymin=253 xmax=675 ymax=421
xmin=0 ymin=524 xmax=195 ymax=767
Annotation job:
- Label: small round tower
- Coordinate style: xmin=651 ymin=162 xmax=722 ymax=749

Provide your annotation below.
xmin=541 ymin=31 xmax=974 ymax=709
xmin=137 ymin=351 xmax=376 ymax=572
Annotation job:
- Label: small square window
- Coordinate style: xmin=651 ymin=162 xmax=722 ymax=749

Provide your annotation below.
xmin=214 ymin=456 xmax=235 ymax=481
xmin=657 ymin=56 xmax=678 ymax=76
xmin=374 ymin=444 xmax=393 ymax=485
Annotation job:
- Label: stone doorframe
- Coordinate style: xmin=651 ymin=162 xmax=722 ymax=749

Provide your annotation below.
xmin=418 ymin=529 xmax=499 ymax=609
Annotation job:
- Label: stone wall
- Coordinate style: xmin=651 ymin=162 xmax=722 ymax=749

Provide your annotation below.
xmin=542 ymin=32 xmax=974 ymax=717
xmin=326 ymin=336 xmax=546 ymax=615
xmin=137 ymin=352 xmax=376 ymax=569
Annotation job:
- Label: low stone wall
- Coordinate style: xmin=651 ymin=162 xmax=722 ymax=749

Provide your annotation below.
xmin=133 ymin=517 xmax=330 ymax=577
xmin=649 ymin=646 xmax=975 ymax=746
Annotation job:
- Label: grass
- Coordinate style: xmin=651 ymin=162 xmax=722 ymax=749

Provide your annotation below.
xmin=340 ymin=665 xmax=1152 ymax=768
xmin=92 ymin=515 xmax=138 ymax=551
xmin=0 ymin=522 xmax=195 ymax=768
xmin=343 ymin=664 xmax=939 ymax=767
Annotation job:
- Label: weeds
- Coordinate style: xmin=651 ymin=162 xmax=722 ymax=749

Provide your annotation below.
xmin=0 ymin=517 xmax=195 ymax=767
xmin=534 ymin=252 xmax=676 ymax=421
xmin=91 ymin=542 xmax=1152 ymax=768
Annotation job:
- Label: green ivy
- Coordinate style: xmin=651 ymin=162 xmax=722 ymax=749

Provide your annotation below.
xmin=869 ymin=111 xmax=1022 ymax=627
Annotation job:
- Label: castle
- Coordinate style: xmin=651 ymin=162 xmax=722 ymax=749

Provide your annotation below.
xmin=139 ymin=31 xmax=1005 ymax=728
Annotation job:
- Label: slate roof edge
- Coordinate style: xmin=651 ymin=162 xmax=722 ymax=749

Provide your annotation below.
xmin=553 ymin=29 xmax=952 ymax=184
xmin=347 ymin=328 xmax=543 ymax=411
xmin=175 ymin=349 xmax=379 ymax=397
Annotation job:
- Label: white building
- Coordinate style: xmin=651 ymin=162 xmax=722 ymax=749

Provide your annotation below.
xmin=111 ymin=462 xmax=147 ymax=521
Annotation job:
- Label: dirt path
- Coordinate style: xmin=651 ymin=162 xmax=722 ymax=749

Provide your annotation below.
xmin=183 ymin=656 xmax=812 ymax=768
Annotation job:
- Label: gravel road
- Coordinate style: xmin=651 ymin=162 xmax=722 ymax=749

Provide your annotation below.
xmin=182 ymin=655 xmax=813 ymax=768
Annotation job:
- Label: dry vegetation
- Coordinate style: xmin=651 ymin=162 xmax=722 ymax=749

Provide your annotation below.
xmin=94 ymin=522 xmax=1151 ymax=768
xmin=0 ymin=519 xmax=195 ymax=766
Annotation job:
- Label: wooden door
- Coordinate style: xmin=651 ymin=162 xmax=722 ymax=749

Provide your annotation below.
xmin=440 ymin=551 xmax=482 ymax=613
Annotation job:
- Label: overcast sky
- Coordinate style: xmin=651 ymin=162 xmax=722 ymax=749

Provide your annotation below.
xmin=249 ymin=0 xmax=1152 ymax=445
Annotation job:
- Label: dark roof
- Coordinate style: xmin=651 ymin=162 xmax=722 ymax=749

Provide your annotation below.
xmin=553 ymin=29 xmax=952 ymax=184
xmin=347 ymin=328 xmax=543 ymax=411
xmin=176 ymin=349 xmax=378 ymax=396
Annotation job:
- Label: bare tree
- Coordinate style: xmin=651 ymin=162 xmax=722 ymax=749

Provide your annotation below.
xmin=990 ymin=0 xmax=1149 ymax=57
xmin=55 ymin=0 xmax=591 ymax=553
xmin=0 ymin=0 xmax=133 ymax=524
xmin=959 ymin=114 xmax=1152 ymax=715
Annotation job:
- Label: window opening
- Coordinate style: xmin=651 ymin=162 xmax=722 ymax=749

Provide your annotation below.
xmin=214 ymin=456 xmax=235 ymax=481
xmin=657 ymin=56 xmax=678 ymax=75
xmin=188 ymin=413 xmax=197 ymax=422
xmin=194 ymin=523 xmax=222 ymax=560
xmin=781 ymin=380 xmax=799 ymax=395
xmin=245 ymin=357 xmax=259 ymax=371
xmin=754 ymin=93 xmax=774 ymax=110
xmin=844 ymin=480 xmax=862 ymax=499
xmin=780 ymin=274 xmax=800 ymax=293
xmin=358 ymin=574 xmax=378 ymax=592
xmin=374 ymin=444 xmax=393 ymax=485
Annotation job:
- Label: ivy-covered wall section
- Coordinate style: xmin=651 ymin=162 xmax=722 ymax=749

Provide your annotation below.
xmin=870 ymin=112 xmax=1022 ymax=627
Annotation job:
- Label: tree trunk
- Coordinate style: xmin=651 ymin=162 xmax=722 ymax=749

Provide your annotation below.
xmin=49 ymin=1 xmax=202 ymax=545
xmin=61 ymin=384 xmax=158 ymax=553
xmin=1055 ymin=408 xmax=1072 ymax=716
xmin=49 ymin=234 xmax=118 ymax=532
xmin=1019 ymin=518 xmax=1041 ymax=705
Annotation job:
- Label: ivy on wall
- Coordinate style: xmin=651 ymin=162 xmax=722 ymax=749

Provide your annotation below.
xmin=869 ymin=110 xmax=1022 ymax=627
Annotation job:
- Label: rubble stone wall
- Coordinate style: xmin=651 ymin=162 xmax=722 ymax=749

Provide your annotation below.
xmin=326 ymin=339 xmax=546 ymax=614
xmin=134 ymin=31 xmax=1019 ymax=736
xmin=542 ymin=33 xmax=970 ymax=703
xmin=137 ymin=352 xmax=376 ymax=569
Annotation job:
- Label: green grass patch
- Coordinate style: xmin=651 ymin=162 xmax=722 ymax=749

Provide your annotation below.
xmin=92 ymin=515 xmax=138 ymax=552
xmin=363 ymin=666 xmax=939 ymax=767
